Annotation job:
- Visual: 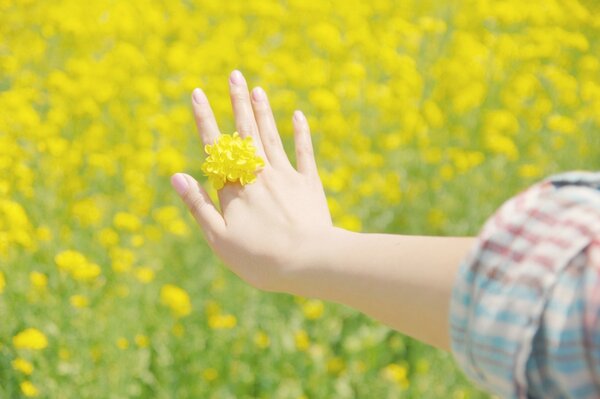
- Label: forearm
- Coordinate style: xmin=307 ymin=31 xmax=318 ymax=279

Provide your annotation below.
xmin=284 ymin=227 xmax=477 ymax=351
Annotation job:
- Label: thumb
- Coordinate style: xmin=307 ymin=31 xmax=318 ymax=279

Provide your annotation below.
xmin=170 ymin=173 xmax=226 ymax=244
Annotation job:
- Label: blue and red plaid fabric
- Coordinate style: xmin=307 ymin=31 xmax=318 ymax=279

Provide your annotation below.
xmin=450 ymin=170 xmax=600 ymax=398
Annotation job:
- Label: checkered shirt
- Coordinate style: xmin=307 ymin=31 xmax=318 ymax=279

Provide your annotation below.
xmin=450 ymin=171 xmax=600 ymax=398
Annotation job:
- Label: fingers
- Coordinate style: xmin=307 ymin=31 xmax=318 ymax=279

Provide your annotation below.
xmin=292 ymin=110 xmax=319 ymax=178
xmin=250 ymin=86 xmax=293 ymax=171
xmin=228 ymin=70 xmax=269 ymax=164
xmin=191 ymin=88 xmax=220 ymax=147
xmin=171 ymin=173 xmax=226 ymax=245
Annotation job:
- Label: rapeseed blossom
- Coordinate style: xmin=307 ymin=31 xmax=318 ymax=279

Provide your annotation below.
xmin=29 ymin=272 xmax=47 ymax=290
xmin=54 ymin=250 xmax=87 ymax=272
xmin=70 ymin=262 xmax=102 ymax=282
xmin=1 ymin=0 xmax=598 ymax=396
xmin=160 ymin=284 xmax=192 ymax=317
xmin=202 ymin=368 xmax=219 ymax=382
xmin=134 ymin=266 xmax=155 ymax=283
xmin=113 ymin=212 xmax=142 ymax=232
xmin=295 ymin=330 xmax=310 ymax=351
xmin=383 ymin=363 xmax=410 ymax=389
xmin=253 ymin=330 xmax=270 ymax=349
xmin=302 ymin=299 xmax=325 ymax=320
xmin=201 ymin=132 xmax=265 ymax=190
xmin=11 ymin=358 xmax=34 ymax=375
xmin=54 ymin=250 xmax=101 ymax=282
xmin=20 ymin=381 xmax=39 ymax=397
xmin=116 ymin=337 xmax=129 ymax=350
xmin=208 ymin=313 xmax=237 ymax=329
xmin=326 ymin=357 xmax=345 ymax=375
xmin=69 ymin=294 xmax=89 ymax=308
xmin=134 ymin=334 xmax=150 ymax=348
xmin=13 ymin=328 xmax=48 ymax=350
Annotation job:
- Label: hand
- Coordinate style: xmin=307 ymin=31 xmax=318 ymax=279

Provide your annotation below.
xmin=170 ymin=70 xmax=333 ymax=293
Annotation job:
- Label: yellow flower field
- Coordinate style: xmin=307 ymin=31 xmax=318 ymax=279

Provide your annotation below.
xmin=1 ymin=0 xmax=599 ymax=397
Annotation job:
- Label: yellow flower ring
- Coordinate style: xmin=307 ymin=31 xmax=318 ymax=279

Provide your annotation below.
xmin=201 ymin=131 xmax=265 ymax=190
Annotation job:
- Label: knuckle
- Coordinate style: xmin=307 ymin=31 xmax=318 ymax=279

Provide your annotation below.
xmin=193 ymin=105 xmax=211 ymax=120
xmin=230 ymin=89 xmax=247 ymax=102
xmin=297 ymin=143 xmax=313 ymax=158
xmin=264 ymin=132 xmax=279 ymax=147
xmin=254 ymin=100 xmax=269 ymax=112
xmin=188 ymin=194 xmax=206 ymax=215
xmin=237 ymin=121 xmax=255 ymax=136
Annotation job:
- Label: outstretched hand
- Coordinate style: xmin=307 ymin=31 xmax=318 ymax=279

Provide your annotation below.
xmin=170 ymin=70 xmax=333 ymax=292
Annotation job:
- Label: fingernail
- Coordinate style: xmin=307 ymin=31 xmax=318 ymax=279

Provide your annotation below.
xmin=230 ymin=70 xmax=245 ymax=85
xmin=171 ymin=173 xmax=189 ymax=196
xmin=252 ymin=87 xmax=265 ymax=102
xmin=192 ymin=88 xmax=205 ymax=104
xmin=293 ymin=110 xmax=305 ymax=122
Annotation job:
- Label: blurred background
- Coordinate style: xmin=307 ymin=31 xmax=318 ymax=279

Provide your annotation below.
xmin=1 ymin=0 xmax=599 ymax=397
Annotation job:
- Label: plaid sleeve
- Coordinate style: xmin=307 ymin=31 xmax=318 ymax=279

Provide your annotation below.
xmin=449 ymin=170 xmax=600 ymax=398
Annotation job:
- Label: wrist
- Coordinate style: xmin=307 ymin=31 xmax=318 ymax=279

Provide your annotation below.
xmin=275 ymin=225 xmax=352 ymax=299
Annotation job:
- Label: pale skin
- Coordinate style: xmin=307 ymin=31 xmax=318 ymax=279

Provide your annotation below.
xmin=170 ymin=69 xmax=477 ymax=351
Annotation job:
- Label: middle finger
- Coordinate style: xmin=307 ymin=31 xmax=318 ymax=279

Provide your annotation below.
xmin=228 ymin=69 xmax=269 ymax=165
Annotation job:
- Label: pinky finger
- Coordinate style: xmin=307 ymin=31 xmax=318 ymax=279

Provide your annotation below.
xmin=171 ymin=173 xmax=226 ymax=245
xmin=292 ymin=110 xmax=318 ymax=178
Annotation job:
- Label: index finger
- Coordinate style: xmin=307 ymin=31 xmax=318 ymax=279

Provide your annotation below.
xmin=191 ymin=88 xmax=220 ymax=147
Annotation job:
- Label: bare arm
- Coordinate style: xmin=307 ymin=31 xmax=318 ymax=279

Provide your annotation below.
xmin=172 ymin=70 xmax=476 ymax=353
xmin=281 ymin=228 xmax=476 ymax=351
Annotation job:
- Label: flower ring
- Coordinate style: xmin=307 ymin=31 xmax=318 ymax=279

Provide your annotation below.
xmin=201 ymin=131 xmax=266 ymax=190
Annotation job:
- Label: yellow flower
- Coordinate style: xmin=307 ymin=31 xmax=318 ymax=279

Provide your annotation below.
xmin=72 ymin=198 xmax=102 ymax=226
xmin=518 ymin=164 xmax=543 ymax=179
xmin=20 ymin=381 xmax=39 ymax=397
xmin=547 ymin=114 xmax=577 ymax=134
xmin=134 ymin=334 xmax=150 ymax=348
xmin=29 ymin=272 xmax=47 ymax=290
xmin=326 ymin=356 xmax=345 ymax=375
xmin=0 ymin=271 xmax=5 ymax=294
xmin=113 ymin=211 xmax=141 ymax=232
xmin=337 ymin=214 xmax=362 ymax=232
xmin=204 ymin=300 xmax=221 ymax=316
xmin=110 ymin=247 xmax=135 ymax=274
xmin=201 ymin=131 xmax=265 ymax=190
xmin=294 ymin=330 xmax=310 ymax=351
xmin=97 ymin=228 xmax=119 ymax=247
xmin=253 ymin=330 xmax=270 ymax=349
xmin=12 ymin=358 xmax=34 ymax=375
xmin=116 ymin=337 xmax=129 ymax=350
xmin=208 ymin=314 xmax=237 ymax=329
xmin=130 ymin=234 xmax=144 ymax=247
xmin=54 ymin=250 xmax=87 ymax=273
xmin=13 ymin=328 xmax=48 ymax=350
xmin=382 ymin=363 xmax=410 ymax=389
xmin=202 ymin=367 xmax=219 ymax=382
xmin=54 ymin=250 xmax=101 ymax=282
xmin=69 ymin=294 xmax=89 ymax=308
xmin=59 ymin=348 xmax=71 ymax=360
xmin=427 ymin=208 xmax=447 ymax=230
xmin=415 ymin=358 xmax=430 ymax=374
xmin=36 ymin=226 xmax=52 ymax=241
xmin=160 ymin=284 xmax=192 ymax=317
xmin=134 ymin=266 xmax=155 ymax=283
xmin=72 ymin=262 xmax=101 ymax=282
xmin=302 ymin=299 xmax=324 ymax=320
